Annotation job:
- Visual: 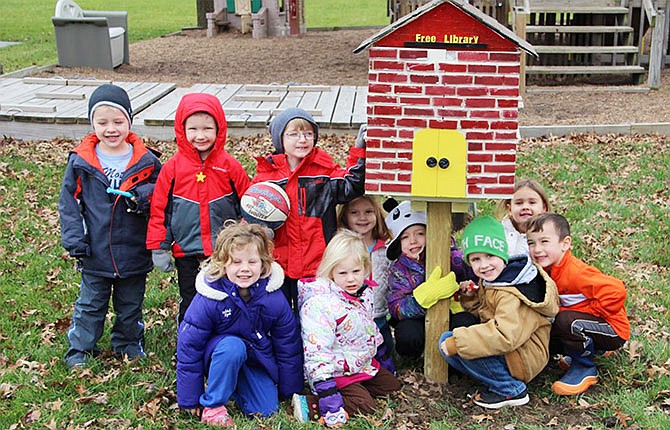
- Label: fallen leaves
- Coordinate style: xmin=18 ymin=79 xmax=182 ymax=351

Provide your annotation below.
xmin=0 ymin=134 xmax=669 ymax=429
xmin=74 ymin=392 xmax=108 ymax=405
xmin=14 ymin=359 xmax=46 ymax=374
xmin=647 ymin=359 xmax=670 ymax=378
xmin=628 ymin=340 xmax=643 ymax=361
xmin=0 ymin=382 xmax=20 ymax=399
xmin=39 ymin=322 xmax=57 ymax=346
xmin=471 ymin=413 xmax=494 ymax=423
xmin=137 ymin=387 xmax=177 ymax=419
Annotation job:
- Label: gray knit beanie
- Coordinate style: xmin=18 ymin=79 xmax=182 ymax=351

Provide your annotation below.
xmin=88 ymin=84 xmax=133 ymax=125
xmin=268 ymin=107 xmax=319 ymax=154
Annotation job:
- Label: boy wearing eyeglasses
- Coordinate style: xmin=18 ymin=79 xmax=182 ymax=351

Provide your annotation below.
xmin=252 ymin=107 xmax=366 ymax=311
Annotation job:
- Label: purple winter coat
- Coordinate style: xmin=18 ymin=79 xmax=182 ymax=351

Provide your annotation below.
xmin=387 ymin=254 xmax=427 ymax=320
xmin=176 ymin=262 xmax=303 ymax=408
xmin=387 ymin=239 xmax=476 ymax=320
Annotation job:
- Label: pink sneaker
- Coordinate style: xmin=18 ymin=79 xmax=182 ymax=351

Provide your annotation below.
xmin=201 ymin=405 xmax=235 ymax=427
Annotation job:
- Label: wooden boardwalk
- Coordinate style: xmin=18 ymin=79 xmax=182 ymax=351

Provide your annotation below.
xmin=0 ymin=77 xmax=368 ymax=140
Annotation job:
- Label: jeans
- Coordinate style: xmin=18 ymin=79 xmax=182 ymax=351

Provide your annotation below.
xmin=66 ymin=272 xmax=146 ymax=358
xmin=439 ymin=331 xmax=526 ymax=397
xmin=200 ymin=336 xmax=279 ymax=416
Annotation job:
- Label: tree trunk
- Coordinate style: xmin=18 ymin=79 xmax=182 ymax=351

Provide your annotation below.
xmin=196 ymin=0 xmax=214 ymax=28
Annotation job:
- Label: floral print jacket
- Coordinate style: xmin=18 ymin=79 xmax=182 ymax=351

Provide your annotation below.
xmin=298 ymin=277 xmax=383 ymax=389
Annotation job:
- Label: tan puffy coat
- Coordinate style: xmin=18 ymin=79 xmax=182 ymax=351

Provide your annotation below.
xmin=443 ymin=257 xmax=559 ymax=383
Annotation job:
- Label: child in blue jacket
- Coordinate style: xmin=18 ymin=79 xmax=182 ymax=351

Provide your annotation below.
xmin=59 ymin=84 xmax=161 ymax=368
xmin=176 ymin=221 xmax=303 ymax=427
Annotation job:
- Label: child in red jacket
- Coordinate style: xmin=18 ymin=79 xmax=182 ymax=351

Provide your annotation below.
xmin=251 ymin=107 xmax=365 ymax=311
xmin=146 ymin=93 xmax=250 ymax=324
xmin=526 ymin=213 xmax=629 ymax=396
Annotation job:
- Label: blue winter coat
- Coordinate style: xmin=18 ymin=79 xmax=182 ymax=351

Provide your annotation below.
xmin=176 ymin=262 xmax=303 ymax=408
xmin=58 ymin=133 xmax=161 ymax=278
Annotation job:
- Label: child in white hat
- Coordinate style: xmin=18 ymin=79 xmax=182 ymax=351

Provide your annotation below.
xmin=384 ymin=199 xmax=476 ymax=358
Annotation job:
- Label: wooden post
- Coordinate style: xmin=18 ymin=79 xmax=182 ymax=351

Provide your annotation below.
xmin=423 ymin=201 xmax=452 ymax=383
xmin=514 ymin=8 xmax=527 ymax=94
xmin=648 ymin=12 xmax=665 ymax=89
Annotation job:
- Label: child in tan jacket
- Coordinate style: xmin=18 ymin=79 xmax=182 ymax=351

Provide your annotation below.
xmin=439 ymin=216 xmax=559 ymax=409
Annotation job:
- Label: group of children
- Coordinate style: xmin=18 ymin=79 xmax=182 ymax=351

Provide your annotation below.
xmin=58 ymin=84 xmax=630 ymax=426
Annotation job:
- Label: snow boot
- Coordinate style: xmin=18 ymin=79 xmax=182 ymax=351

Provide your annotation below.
xmin=552 ymin=353 xmax=599 ymax=396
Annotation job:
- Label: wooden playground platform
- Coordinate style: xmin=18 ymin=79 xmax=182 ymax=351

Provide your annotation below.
xmin=3 ymin=75 xmax=670 ymax=140
xmin=0 ymin=77 xmax=368 ymax=140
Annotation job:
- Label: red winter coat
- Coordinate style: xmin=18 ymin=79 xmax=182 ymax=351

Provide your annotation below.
xmin=252 ymin=147 xmax=365 ymax=279
xmin=146 ymin=93 xmax=250 ymax=257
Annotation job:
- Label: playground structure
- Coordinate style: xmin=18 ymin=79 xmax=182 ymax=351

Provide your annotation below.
xmin=201 ymin=0 xmax=668 ymax=88
xmin=355 ymin=0 xmax=535 ymax=382
xmin=206 ymin=0 xmax=305 ymax=38
xmin=391 ymin=0 xmax=669 ymax=88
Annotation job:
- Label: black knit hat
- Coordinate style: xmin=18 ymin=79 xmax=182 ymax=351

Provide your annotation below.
xmin=88 ymin=84 xmax=133 ymax=125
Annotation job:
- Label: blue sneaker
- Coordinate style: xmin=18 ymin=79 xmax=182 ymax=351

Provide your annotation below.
xmin=117 ymin=346 xmax=147 ymax=361
xmin=64 ymin=351 xmax=89 ymax=368
xmin=291 ymin=394 xmax=310 ymax=423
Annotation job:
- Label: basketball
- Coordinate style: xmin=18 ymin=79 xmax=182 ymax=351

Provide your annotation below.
xmin=240 ymin=182 xmax=291 ymax=230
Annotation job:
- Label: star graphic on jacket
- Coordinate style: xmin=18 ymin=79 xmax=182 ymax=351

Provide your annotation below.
xmin=196 ymin=172 xmax=206 ymax=182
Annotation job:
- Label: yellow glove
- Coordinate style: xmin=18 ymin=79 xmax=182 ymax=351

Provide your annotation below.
xmin=412 ymin=266 xmax=459 ymax=309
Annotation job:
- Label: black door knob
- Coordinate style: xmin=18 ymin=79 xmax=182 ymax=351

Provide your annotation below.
xmin=426 ymin=157 xmax=437 ymax=168
xmin=439 ymin=158 xmax=450 ymax=169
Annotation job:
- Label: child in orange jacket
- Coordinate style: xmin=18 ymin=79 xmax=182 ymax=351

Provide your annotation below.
xmin=526 ymin=213 xmax=629 ymax=396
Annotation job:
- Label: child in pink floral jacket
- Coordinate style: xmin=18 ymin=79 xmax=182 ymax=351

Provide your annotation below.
xmin=292 ymin=230 xmax=399 ymax=427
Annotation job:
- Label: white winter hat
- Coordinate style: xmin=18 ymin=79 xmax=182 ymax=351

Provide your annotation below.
xmin=384 ymin=199 xmax=426 ymax=260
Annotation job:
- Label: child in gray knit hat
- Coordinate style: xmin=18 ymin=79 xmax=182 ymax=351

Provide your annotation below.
xmin=252 ymin=107 xmax=366 ymax=311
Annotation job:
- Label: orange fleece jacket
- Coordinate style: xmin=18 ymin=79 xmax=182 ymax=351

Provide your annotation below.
xmin=550 ymin=250 xmax=630 ymax=340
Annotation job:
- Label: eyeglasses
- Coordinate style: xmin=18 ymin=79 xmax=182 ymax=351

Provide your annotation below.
xmin=284 ymin=131 xmax=315 ymax=141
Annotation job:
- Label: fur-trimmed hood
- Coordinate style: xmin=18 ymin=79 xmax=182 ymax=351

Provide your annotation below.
xmin=176 ymin=260 xmax=303 ymax=409
xmin=195 ymin=261 xmax=285 ymax=301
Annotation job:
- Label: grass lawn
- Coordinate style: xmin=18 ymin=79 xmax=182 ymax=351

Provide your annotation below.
xmin=306 ymin=0 xmax=388 ymax=29
xmin=0 ymin=133 xmax=669 ymax=429
xmin=0 ymin=0 xmax=387 ymax=74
